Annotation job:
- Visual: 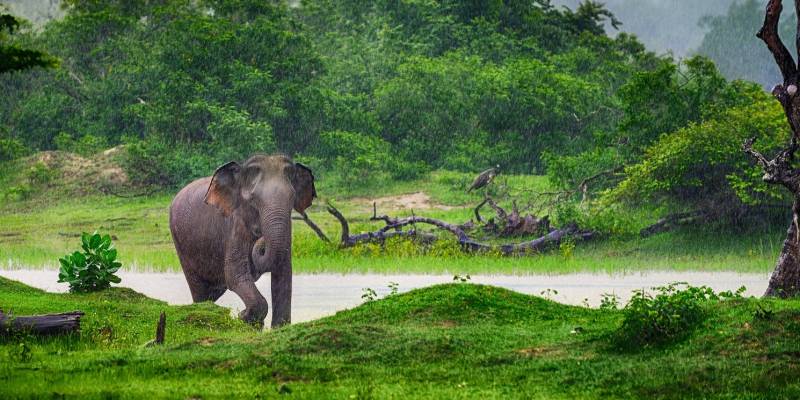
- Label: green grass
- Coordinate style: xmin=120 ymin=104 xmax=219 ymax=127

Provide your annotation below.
xmin=2 ymin=277 xmax=799 ymax=398
xmin=0 ymin=169 xmax=786 ymax=273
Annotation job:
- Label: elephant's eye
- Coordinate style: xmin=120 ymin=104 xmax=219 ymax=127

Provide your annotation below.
xmin=285 ymin=164 xmax=296 ymax=178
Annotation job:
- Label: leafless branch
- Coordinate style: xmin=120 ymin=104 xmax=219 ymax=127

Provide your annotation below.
xmin=299 ymin=211 xmax=330 ymax=243
xmin=743 ymin=137 xmax=800 ymax=192
xmin=757 ymin=0 xmax=798 ymax=83
xmin=322 ymin=204 xmax=593 ymax=255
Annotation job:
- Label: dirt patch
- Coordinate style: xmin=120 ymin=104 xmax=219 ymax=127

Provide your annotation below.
xmin=439 ymin=320 xmax=458 ymax=328
xmin=516 ymin=346 xmax=564 ymax=358
xmin=352 ymin=192 xmax=457 ymax=211
xmin=196 ymin=337 xmax=221 ymax=347
xmin=20 ymin=148 xmax=130 ymax=194
xmin=271 ymin=371 xmax=306 ymax=383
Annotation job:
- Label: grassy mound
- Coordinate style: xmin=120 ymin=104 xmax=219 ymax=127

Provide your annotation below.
xmin=2 ymin=277 xmax=800 ymax=398
xmin=328 ymin=284 xmax=587 ymax=325
xmin=0 ymin=149 xmax=129 ymax=203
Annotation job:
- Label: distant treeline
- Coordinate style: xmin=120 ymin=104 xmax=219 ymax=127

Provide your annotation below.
xmin=0 ymin=0 xmax=791 ymax=225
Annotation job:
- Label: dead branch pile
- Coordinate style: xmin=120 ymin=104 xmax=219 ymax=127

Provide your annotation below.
xmin=474 ymin=197 xmax=551 ymax=237
xmin=317 ymin=197 xmax=594 ymax=256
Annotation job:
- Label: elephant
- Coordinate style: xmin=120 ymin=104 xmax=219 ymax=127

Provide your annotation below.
xmin=169 ymin=154 xmax=316 ymax=328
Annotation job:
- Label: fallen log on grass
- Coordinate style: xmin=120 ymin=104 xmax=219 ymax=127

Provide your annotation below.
xmin=326 ymin=205 xmax=438 ymax=247
xmin=297 ymin=211 xmax=330 ymax=243
xmin=325 ymin=204 xmax=594 ymax=255
xmin=640 ymin=210 xmax=708 ymax=238
xmin=0 ymin=310 xmax=84 ymax=336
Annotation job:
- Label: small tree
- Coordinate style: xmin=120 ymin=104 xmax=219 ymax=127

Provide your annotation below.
xmin=0 ymin=11 xmax=57 ymax=74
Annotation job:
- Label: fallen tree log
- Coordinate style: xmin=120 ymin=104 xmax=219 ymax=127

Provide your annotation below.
xmin=325 ymin=204 xmax=593 ymax=255
xmin=326 ymin=205 xmax=438 ymax=247
xmin=298 ymin=211 xmax=330 ymax=243
xmin=0 ymin=310 xmax=84 ymax=336
xmin=640 ymin=210 xmax=708 ymax=238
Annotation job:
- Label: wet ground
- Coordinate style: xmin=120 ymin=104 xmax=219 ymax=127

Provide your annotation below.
xmin=0 ymin=269 xmax=769 ymax=324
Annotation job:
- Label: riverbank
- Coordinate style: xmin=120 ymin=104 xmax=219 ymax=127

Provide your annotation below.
xmin=0 ymin=186 xmax=785 ymax=274
xmin=1 ymin=276 xmax=798 ymax=398
xmin=0 ymin=269 xmax=772 ymax=323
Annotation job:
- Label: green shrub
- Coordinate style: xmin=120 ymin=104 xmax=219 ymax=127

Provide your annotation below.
xmin=545 ymin=147 xmax=622 ymax=197
xmin=58 ymin=231 xmax=122 ymax=293
xmin=318 ymin=130 xmax=392 ymax=189
xmin=0 ymin=138 xmax=28 ymax=161
xmin=2 ymin=184 xmax=31 ymax=201
xmin=122 ymin=139 xmax=214 ymax=188
xmin=54 ymin=132 xmax=108 ymax=156
xmin=559 ymin=237 xmax=575 ymax=259
xmin=605 ymin=87 xmax=788 ymax=211
xmin=599 ymin=293 xmax=620 ymax=310
xmin=616 ymin=283 xmax=743 ymax=348
xmin=202 ymin=103 xmax=276 ymax=162
xmin=26 ymin=162 xmax=57 ymax=187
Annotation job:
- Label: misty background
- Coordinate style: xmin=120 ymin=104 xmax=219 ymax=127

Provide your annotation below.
xmin=4 ymin=0 xmax=785 ymax=88
xmin=555 ymin=0 xmax=736 ymax=56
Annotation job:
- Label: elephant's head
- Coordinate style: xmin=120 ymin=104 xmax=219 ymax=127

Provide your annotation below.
xmin=203 ymin=154 xmax=316 ymax=273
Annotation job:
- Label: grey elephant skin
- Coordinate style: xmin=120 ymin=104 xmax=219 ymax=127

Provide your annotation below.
xmin=169 ymin=154 xmax=316 ymax=328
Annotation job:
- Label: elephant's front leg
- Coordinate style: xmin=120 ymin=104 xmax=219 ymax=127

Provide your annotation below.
xmin=271 ymin=265 xmax=292 ymax=328
xmin=225 ymin=242 xmax=269 ymax=327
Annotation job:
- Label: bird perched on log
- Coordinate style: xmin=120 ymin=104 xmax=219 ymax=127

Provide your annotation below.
xmin=467 ymin=165 xmax=500 ymax=193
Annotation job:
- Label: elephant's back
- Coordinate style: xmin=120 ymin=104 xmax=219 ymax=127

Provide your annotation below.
xmin=170 ymin=177 xmax=217 ymax=230
xmin=169 ymin=177 xmax=228 ymax=280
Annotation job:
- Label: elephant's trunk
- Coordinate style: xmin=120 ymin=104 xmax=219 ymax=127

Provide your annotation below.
xmin=250 ymin=186 xmax=293 ymax=273
xmin=251 ymin=236 xmax=269 ymax=271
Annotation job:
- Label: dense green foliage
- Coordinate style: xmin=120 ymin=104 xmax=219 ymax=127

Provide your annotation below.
xmin=0 ymin=0 xmax=793 ymax=232
xmin=617 ymin=283 xmax=744 ymax=348
xmin=0 ymin=7 xmax=57 ymax=162
xmin=552 ymin=56 xmax=791 ymax=229
xmin=2 ymin=277 xmax=800 ymax=398
xmin=606 ymin=83 xmax=788 ymax=211
xmin=0 ymin=0 xmax=658 ymax=187
xmin=57 ymin=231 xmax=122 ymax=293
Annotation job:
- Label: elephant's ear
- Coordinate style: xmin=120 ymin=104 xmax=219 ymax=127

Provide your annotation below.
xmin=292 ymin=162 xmax=316 ymax=214
xmin=204 ymin=161 xmax=242 ymax=216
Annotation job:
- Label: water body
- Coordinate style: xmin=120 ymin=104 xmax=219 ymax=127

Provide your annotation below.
xmin=0 ymin=269 xmax=770 ymax=323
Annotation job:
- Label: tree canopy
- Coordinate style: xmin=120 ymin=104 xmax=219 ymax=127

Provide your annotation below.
xmin=0 ymin=9 xmax=57 ymax=73
xmin=0 ymin=0 xmax=789 ymax=229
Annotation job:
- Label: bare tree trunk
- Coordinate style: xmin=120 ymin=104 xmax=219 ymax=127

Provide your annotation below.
xmin=746 ymin=0 xmax=800 ymax=297
xmin=765 ymin=200 xmax=800 ymax=297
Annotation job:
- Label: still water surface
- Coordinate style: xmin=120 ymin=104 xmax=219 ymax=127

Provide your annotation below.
xmin=0 ymin=269 xmax=769 ymax=323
